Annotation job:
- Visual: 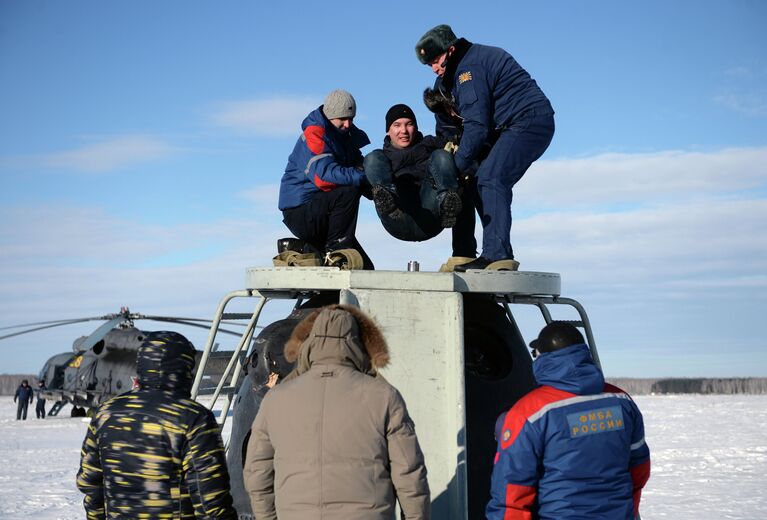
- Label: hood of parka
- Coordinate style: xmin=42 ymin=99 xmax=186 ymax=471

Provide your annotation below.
xmin=136 ymin=331 xmax=196 ymax=395
xmin=284 ymin=305 xmax=389 ymax=377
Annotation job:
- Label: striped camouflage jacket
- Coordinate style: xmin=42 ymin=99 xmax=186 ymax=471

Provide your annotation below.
xmin=76 ymin=331 xmax=237 ymax=519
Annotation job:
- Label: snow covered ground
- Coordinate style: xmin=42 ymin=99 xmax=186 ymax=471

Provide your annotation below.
xmin=1 ymin=394 xmax=765 ymax=519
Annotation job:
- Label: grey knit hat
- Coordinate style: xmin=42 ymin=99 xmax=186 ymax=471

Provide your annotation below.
xmin=415 ymin=24 xmax=458 ymax=64
xmin=322 ymin=89 xmax=357 ymax=120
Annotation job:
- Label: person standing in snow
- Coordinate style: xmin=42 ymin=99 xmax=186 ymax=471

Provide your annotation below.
xmin=76 ymin=331 xmax=237 ymax=519
xmin=35 ymin=380 xmax=47 ymax=419
xmin=487 ymin=322 xmax=651 ymax=519
xmin=13 ymin=379 xmax=33 ymax=420
xmin=244 ymin=305 xmax=430 ymax=519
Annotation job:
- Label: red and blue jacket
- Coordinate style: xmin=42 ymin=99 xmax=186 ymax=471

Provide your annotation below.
xmin=278 ymin=106 xmax=370 ymax=210
xmin=487 ymin=344 xmax=651 ymax=520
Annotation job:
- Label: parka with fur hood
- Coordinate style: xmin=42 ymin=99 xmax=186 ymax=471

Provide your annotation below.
xmin=243 ymin=305 xmax=430 ymax=520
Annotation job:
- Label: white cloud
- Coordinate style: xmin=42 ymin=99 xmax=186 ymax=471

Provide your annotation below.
xmin=712 ymin=92 xmax=767 ymax=117
xmin=517 ymin=146 xmax=767 ymax=209
xmin=211 ymin=96 xmax=319 ymax=136
xmin=515 ymin=199 xmax=767 ymax=287
xmin=238 ymin=183 xmax=280 ymax=205
xmin=44 ymin=135 xmax=176 ymax=173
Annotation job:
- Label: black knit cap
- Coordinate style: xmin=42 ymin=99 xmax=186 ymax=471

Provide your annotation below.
xmin=415 ymin=24 xmax=458 ymax=64
xmin=385 ymin=104 xmax=417 ymax=132
xmin=529 ymin=322 xmax=585 ymax=354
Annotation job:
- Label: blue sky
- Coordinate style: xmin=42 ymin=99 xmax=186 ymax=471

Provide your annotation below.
xmin=1 ymin=0 xmax=766 ymax=376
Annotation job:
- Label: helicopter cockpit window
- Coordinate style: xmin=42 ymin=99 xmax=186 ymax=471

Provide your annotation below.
xmin=92 ymin=340 xmax=105 ymax=356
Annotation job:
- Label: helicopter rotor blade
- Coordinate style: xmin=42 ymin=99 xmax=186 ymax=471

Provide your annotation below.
xmin=139 ymin=315 xmax=251 ymax=327
xmin=0 ymin=310 xmax=257 ymax=343
xmin=77 ymin=316 xmax=128 ymax=351
xmin=0 ymin=316 xmax=115 ymax=333
xmin=140 ymin=318 xmax=249 ymax=337
xmin=140 ymin=316 xmax=260 ymax=329
xmin=0 ymin=319 xmax=105 ymax=341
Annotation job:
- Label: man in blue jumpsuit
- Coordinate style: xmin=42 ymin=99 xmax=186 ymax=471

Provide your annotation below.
xmin=415 ymin=25 xmax=555 ymax=271
xmin=487 ymin=322 xmax=651 ymax=519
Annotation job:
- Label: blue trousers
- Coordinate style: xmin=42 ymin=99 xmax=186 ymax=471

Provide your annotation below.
xmin=475 ymin=110 xmax=555 ymax=260
xmin=364 ymin=149 xmax=477 ymax=256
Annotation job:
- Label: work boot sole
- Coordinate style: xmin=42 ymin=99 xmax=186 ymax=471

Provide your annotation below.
xmin=439 ymin=191 xmax=462 ymax=228
xmin=487 ymin=259 xmax=520 ymax=271
xmin=373 ymin=186 xmax=397 ymax=215
xmin=439 ymin=256 xmax=476 ymax=272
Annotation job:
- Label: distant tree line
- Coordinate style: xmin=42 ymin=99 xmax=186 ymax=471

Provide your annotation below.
xmin=3 ymin=374 xmax=766 ymax=395
xmin=0 ymin=374 xmax=38 ymax=395
xmin=607 ymin=378 xmax=767 ymax=395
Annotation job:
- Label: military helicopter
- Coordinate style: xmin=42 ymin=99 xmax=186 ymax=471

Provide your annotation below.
xmin=0 ymin=307 xmax=246 ymax=417
xmin=190 ymin=265 xmax=601 ymax=519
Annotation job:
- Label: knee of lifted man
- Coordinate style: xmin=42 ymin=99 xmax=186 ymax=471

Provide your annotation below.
xmin=363 ymin=149 xmax=390 ymax=170
xmin=429 ymin=148 xmax=455 ymax=169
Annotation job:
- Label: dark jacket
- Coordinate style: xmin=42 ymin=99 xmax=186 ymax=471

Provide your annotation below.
xmin=14 ymin=384 xmax=33 ymax=404
xmin=35 ymin=383 xmax=47 ymax=402
xmin=244 ymin=305 xmax=430 ymax=520
xmin=487 ymin=344 xmax=651 ymax=520
xmin=382 ymin=131 xmax=447 ymax=183
xmin=438 ymin=39 xmax=553 ymax=172
xmin=76 ymin=331 xmax=237 ymax=520
xmin=278 ymin=106 xmax=370 ymax=210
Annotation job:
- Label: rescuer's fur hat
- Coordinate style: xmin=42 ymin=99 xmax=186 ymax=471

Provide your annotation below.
xmin=530 ymin=321 xmax=585 ymax=354
xmin=415 ymin=24 xmax=458 ymax=64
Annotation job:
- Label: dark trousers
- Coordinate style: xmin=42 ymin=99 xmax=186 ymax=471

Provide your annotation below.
xmin=282 ymin=186 xmax=374 ymax=269
xmin=16 ymin=401 xmax=30 ymax=420
xmin=36 ymin=400 xmax=46 ymax=419
xmin=364 ymin=149 xmax=476 ymax=257
xmin=475 ymin=110 xmax=555 ymax=260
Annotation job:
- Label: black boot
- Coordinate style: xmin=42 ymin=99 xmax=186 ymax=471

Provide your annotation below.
xmin=438 ymin=190 xmax=462 ymax=228
xmin=372 ymin=185 xmax=397 ymax=215
xmin=277 ymin=237 xmax=305 ymax=254
xmin=453 ymin=256 xmax=494 ymax=272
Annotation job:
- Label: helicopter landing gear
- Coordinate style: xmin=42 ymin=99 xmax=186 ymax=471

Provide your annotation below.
xmin=48 ymin=401 xmax=65 ymax=417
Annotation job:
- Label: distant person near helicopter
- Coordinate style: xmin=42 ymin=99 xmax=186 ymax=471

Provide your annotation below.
xmin=13 ymin=379 xmax=33 ymax=420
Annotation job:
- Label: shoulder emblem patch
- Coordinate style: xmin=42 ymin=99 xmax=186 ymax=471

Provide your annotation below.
xmin=458 ymin=71 xmax=473 ymax=84
xmin=502 ymin=429 xmax=511 ymax=442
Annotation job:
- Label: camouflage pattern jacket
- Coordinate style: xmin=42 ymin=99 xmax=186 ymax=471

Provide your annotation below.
xmin=76 ymin=331 xmax=237 ymax=519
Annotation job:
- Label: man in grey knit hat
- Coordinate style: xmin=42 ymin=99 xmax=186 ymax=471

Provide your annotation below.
xmin=278 ymin=89 xmax=374 ymax=269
